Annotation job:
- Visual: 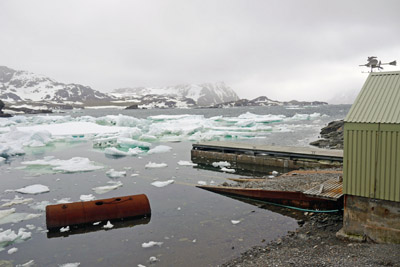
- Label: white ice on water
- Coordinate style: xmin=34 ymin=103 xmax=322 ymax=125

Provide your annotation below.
xmin=92 ymin=181 xmax=123 ymax=194
xmin=80 ymin=194 xmax=95 ymax=201
xmin=197 ymin=181 xmax=207 ymax=185
xmin=0 ymin=228 xmax=32 ymax=251
xmin=0 ymin=112 xmax=324 ymax=159
xmin=220 ymin=167 xmax=236 ymax=173
xmin=58 ymin=263 xmax=81 ymax=267
xmin=145 ymin=162 xmax=168 ymax=168
xmin=231 ymin=220 xmax=241 ymax=225
xmin=7 ymin=247 xmax=18 ymax=254
xmin=106 ymin=169 xmax=127 ymax=178
xmin=147 ymin=145 xmax=172 ymax=154
xmin=9 ymin=184 xmax=50 ymax=195
xmin=21 ymin=156 xmax=103 ymax=173
xmin=1 ymin=196 xmax=34 ymax=207
xmin=212 ymin=161 xmax=231 ymax=168
xmin=151 ymin=180 xmax=174 ymax=188
xmin=103 ymin=221 xmax=114 ymax=229
xmin=142 ymin=241 xmax=163 ymax=248
xmin=177 ymin=160 xmax=197 ymax=166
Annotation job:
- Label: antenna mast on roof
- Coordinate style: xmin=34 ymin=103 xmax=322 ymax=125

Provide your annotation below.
xmin=359 ymin=56 xmax=397 ymax=73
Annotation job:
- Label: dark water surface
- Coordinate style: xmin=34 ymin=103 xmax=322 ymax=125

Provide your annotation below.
xmin=0 ymin=105 xmax=350 ymax=266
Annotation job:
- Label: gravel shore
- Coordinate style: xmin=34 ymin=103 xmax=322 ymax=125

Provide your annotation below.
xmin=221 ymin=170 xmax=400 ymax=267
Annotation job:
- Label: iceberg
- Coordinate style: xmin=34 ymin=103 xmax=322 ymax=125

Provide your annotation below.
xmin=21 ymin=157 xmax=103 ymax=173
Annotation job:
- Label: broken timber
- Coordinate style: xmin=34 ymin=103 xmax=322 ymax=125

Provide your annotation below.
xmin=192 ymin=141 xmax=343 ymax=171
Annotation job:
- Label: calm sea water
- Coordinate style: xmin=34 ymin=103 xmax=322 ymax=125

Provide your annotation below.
xmin=0 ymin=105 xmax=350 ymax=266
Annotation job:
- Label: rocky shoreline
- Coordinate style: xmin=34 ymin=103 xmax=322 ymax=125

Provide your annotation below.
xmin=310 ymin=120 xmax=344 ymax=149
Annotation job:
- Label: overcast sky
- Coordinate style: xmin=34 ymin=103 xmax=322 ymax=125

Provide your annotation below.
xmin=1 ymin=0 xmax=399 ymax=103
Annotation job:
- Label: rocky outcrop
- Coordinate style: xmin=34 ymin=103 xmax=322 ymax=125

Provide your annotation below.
xmin=310 ymin=120 xmax=344 ymax=149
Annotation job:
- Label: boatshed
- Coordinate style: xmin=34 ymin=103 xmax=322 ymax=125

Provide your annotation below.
xmin=339 ymin=71 xmax=400 ymax=243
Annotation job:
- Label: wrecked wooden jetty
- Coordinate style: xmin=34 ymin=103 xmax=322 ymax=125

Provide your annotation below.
xmin=191 ymin=141 xmax=343 ymax=173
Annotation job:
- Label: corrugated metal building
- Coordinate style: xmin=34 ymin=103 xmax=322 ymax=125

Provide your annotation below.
xmin=339 ymin=71 xmax=400 ymax=243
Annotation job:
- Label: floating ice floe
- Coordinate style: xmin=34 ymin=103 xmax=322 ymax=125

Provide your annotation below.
xmin=104 ymin=147 xmax=145 ymax=157
xmin=142 ymin=241 xmax=163 ymax=248
xmin=231 ymin=220 xmax=241 ymax=225
xmin=117 ymin=138 xmax=151 ymax=149
xmin=145 ymin=162 xmax=168 ymax=168
xmin=147 ymin=145 xmax=172 ymax=154
xmin=212 ymin=161 xmax=231 ymax=168
xmin=1 ymin=196 xmax=34 ymax=207
xmin=106 ymin=169 xmax=127 ymax=178
xmin=16 ymin=259 xmax=35 ymax=267
xmin=149 ymin=256 xmax=159 ymax=263
xmin=80 ymin=194 xmax=95 ymax=201
xmin=21 ymin=156 xmax=103 ymax=173
xmin=9 ymin=184 xmax=50 ymax=195
xmin=177 ymin=160 xmax=197 ymax=166
xmin=58 ymin=263 xmax=81 ymax=267
xmin=151 ymin=180 xmax=174 ymax=188
xmin=220 ymin=167 xmax=236 ymax=173
xmin=197 ymin=181 xmax=207 ymax=186
xmin=103 ymin=221 xmax=113 ymax=229
xmin=92 ymin=181 xmax=123 ymax=194
xmin=60 ymin=226 xmax=70 ymax=233
xmin=0 ymin=228 xmax=32 ymax=251
xmin=7 ymin=247 xmax=18 ymax=254
xmin=0 ymin=208 xmax=41 ymax=225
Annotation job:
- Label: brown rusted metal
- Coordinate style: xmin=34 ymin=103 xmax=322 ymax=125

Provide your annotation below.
xmin=303 ymin=179 xmax=343 ymax=200
xmin=46 ymin=194 xmax=151 ymax=229
xmin=197 ymin=185 xmax=342 ymax=210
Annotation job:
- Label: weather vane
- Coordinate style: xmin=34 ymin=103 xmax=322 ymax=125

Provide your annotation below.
xmin=359 ymin=56 xmax=397 ymax=72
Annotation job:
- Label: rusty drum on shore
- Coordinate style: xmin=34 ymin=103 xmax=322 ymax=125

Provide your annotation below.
xmin=46 ymin=194 xmax=151 ymax=229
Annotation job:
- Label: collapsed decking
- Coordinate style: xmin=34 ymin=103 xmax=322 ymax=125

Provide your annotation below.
xmin=192 ymin=141 xmax=343 ymax=172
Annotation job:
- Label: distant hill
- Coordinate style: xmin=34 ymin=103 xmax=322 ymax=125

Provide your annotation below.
xmin=111 ymin=82 xmax=240 ymax=107
xmin=213 ymin=96 xmax=327 ymax=108
xmin=0 ymin=66 xmax=112 ymax=104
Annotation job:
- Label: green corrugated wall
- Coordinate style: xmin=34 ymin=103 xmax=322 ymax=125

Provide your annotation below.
xmin=344 ymin=123 xmax=400 ymax=202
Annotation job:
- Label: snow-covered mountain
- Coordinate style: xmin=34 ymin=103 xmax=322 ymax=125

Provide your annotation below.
xmin=0 ymin=66 xmax=112 ymax=104
xmin=111 ymin=82 xmax=240 ymax=107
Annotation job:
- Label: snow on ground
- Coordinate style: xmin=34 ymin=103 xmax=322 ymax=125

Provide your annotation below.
xmin=151 ymin=180 xmax=174 ymax=188
xmin=21 ymin=156 xmax=103 ymax=173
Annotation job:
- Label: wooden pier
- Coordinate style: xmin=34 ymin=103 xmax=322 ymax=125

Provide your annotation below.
xmin=191 ymin=141 xmax=343 ymax=172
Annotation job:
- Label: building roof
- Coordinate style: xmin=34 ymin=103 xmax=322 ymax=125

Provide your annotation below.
xmin=345 ymin=71 xmax=400 ymax=123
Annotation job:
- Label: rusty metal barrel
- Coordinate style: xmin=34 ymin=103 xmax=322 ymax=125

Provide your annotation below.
xmin=46 ymin=194 xmax=151 ymax=229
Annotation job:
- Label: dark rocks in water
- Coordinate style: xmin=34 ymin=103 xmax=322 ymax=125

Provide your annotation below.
xmin=125 ymin=104 xmax=139 ymax=109
xmin=310 ymin=120 xmax=344 ymax=149
xmin=0 ymin=99 xmax=11 ymax=117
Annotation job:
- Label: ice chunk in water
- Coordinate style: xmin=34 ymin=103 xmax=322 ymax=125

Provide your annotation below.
xmin=0 ymin=228 xmax=31 ymax=251
xmin=231 ymin=220 xmax=241 ymax=225
xmin=58 ymin=262 xmax=81 ymax=267
xmin=142 ymin=241 xmax=163 ymax=248
xmin=22 ymin=157 xmax=103 ymax=173
xmin=145 ymin=162 xmax=168 ymax=168
xmin=60 ymin=226 xmax=70 ymax=233
xmin=151 ymin=180 xmax=174 ymax=188
xmin=103 ymin=221 xmax=113 ymax=229
xmin=58 ymin=263 xmax=81 ymax=267
xmin=106 ymin=169 xmax=127 ymax=178
xmin=197 ymin=181 xmax=207 ymax=185
xmin=92 ymin=181 xmax=123 ymax=194
xmin=1 ymin=196 xmax=34 ymax=207
xmin=212 ymin=161 xmax=231 ymax=168
xmin=147 ymin=145 xmax=172 ymax=154
xmin=80 ymin=194 xmax=95 ymax=201
xmin=7 ymin=247 xmax=18 ymax=254
xmin=177 ymin=160 xmax=197 ymax=166
xmin=12 ymin=184 xmax=50 ymax=195
xmin=220 ymin=167 xmax=235 ymax=173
